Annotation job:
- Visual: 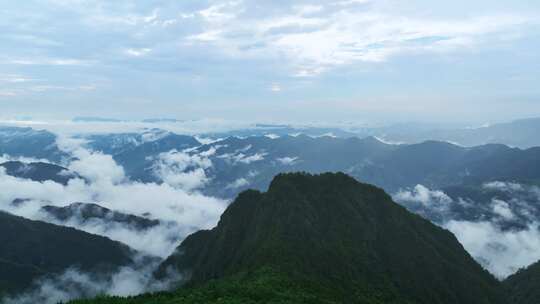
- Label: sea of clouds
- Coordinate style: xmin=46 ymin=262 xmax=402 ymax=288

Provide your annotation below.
xmin=2 ymin=123 xmax=540 ymax=303
xmin=394 ymin=182 xmax=540 ymax=278
xmin=0 ymin=134 xmax=227 ymax=304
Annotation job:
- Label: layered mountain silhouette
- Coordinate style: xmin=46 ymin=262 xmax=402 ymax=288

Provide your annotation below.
xmin=0 ymin=161 xmax=79 ymax=185
xmin=375 ymin=117 xmax=540 ymax=149
xmin=2 ymin=124 xmax=540 ymax=201
xmin=0 ymin=127 xmax=67 ymax=162
xmin=0 ymin=211 xmax=135 ymax=296
xmin=151 ymin=173 xmax=505 ymax=303
xmin=166 ymin=135 xmax=540 ymax=198
xmin=41 ymin=202 xmax=160 ymax=231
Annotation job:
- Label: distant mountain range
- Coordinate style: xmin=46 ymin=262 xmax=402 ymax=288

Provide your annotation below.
xmin=2 ymin=124 xmax=540 ymax=234
xmin=3 ymin=130 xmax=539 ymax=201
xmin=2 ymin=122 xmax=540 ymax=303
xmin=2 ymin=125 xmax=539 ymax=225
xmin=101 ymin=133 xmax=539 ymax=199
xmin=374 ymin=117 xmax=540 ymax=149
xmin=71 ymin=116 xmax=540 ymax=148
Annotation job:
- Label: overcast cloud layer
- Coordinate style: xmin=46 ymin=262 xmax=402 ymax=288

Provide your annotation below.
xmin=0 ymin=0 xmax=539 ymax=123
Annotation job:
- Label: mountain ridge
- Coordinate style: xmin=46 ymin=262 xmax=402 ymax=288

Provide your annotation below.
xmin=156 ymin=172 xmax=506 ymax=303
xmin=0 ymin=211 xmax=137 ymax=297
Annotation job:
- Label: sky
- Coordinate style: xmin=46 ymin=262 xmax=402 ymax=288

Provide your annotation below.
xmin=1 ymin=0 xmax=539 ymax=124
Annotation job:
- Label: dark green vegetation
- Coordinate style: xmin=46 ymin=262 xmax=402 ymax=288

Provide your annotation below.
xmin=504 ymin=260 xmax=540 ymax=304
xmin=42 ymin=202 xmax=160 ymax=231
xmin=0 ymin=211 xmax=135 ymax=297
xmin=72 ymin=173 xmax=507 ymax=304
xmin=69 ymin=268 xmax=386 ymax=304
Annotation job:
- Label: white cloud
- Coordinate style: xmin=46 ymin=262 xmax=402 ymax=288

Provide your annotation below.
xmin=394 ymin=184 xmax=452 ymax=206
xmin=446 ymin=220 xmax=540 ymax=278
xmin=195 ymin=136 xmax=224 ymax=145
xmin=0 ymin=0 xmax=536 ymax=121
xmin=257 ymin=15 xmax=327 ymax=32
xmin=270 ymin=83 xmax=282 ymax=92
xmin=140 ymin=129 xmax=170 ymax=143
xmin=5 ymin=58 xmax=90 ymax=66
xmin=82 ymin=6 xmax=172 ymax=28
xmin=0 ymin=154 xmax=52 ymax=164
xmin=187 ymin=30 xmax=223 ymax=42
xmin=226 ymin=177 xmax=249 ymax=189
xmin=0 ymin=138 xmax=227 ymax=258
xmin=185 ymin=2 xmax=535 ymax=76
xmin=142 ymin=9 xmax=159 ymax=24
xmin=216 ymin=145 xmax=266 ymax=165
xmin=0 ymin=91 xmax=18 ymax=97
xmin=0 ymin=74 xmax=37 ymax=83
xmin=125 ymin=48 xmax=152 ymax=57
xmin=3 ymin=257 xmax=179 ymax=304
xmin=180 ymin=13 xmax=195 ymax=19
xmin=198 ymin=1 xmax=241 ymax=23
xmin=39 ymin=210 xmax=186 ymax=258
xmin=0 ymin=168 xmax=225 ymax=258
xmin=57 ymin=135 xmax=125 ymax=185
xmin=294 ymin=5 xmax=324 ymax=16
xmin=394 ymin=182 xmax=540 ymax=278
xmin=276 ymin=156 xmax=298 ymax=165
xmin=491 ymin=199 xmax=515 ymax=220
xmin=372 ymin=136 xmax=404 ymax=145
xmin=232 ymin=152 xmax=266 ymax=164
xmin=332 ymin=0 xmax=371 ymax=6
xmin=483 ymin=181 xmax=525 ymax=192
xmin=70 ymin=152 xmax=125 ymax=184
xmin=152 ymin=149 xmax=213 ymax=191
xmin=29 ymin=85 xmax=96 ymax=92
xmin=0 ymin=118 xmax=258 ymax=137
xmin=264 ymin=134 xmax=280 ymax=139
xmin=293 ymin=66 xmax=326 ymax=77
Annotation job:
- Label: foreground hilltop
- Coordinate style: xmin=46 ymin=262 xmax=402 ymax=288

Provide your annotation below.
xmin=72 ymin=172 xmax=506 ymax=303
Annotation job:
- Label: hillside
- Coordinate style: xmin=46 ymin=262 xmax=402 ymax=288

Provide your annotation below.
xmin=504 ymin=260 xmax=540 ymax=304
xmin=72 ymin=173 xmax=506 ymax=303
xmin=0 ymin=211 xmax=135 ymax=297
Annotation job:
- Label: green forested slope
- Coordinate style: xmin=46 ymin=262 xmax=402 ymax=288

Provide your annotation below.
xmin=71 ymin=173 xmax=508 ymax=304
xmin=0 ymin=212 xmax=134 ymax=297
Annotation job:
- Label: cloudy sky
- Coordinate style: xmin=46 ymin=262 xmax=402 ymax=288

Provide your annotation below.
xmin=1 ymin=0 xmax=539 ymax=124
